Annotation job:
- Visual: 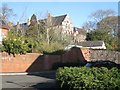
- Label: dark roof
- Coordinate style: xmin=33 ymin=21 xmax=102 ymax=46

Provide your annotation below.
xmin=77 ymin=41 xmax=104 ymax=47
xmin=39 ymin=14 xmax=67 ymax=26
xmin=74 ymin=27 xmax=86 ymax=35
xmin=16 ymin=14 xmax=67 ymax=30
xmin=52 ymin=14 xmax=67 ymax=26
xmin=20 ymin=23 xmax=28 ymax=28
xmin=14 ymin=22 xmax=28 ymax=30
xmin=0 ymin=17 xmax=9 ymax=30
xmin=74 ymin=27 xmax=80 ymax=31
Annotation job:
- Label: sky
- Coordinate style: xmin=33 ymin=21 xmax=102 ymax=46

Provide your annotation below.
xmin=2 ymin=2 xmax=118 ymax=27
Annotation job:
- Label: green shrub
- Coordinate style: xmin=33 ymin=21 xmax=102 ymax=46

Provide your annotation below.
xmin=56 ymin=67 xmax=120 ymax=90
xmin=2 ymin=35 xmax=31 ymax=56
xmin=0 ymin=44 xmax=5 ymax=52
xmin=38 ymin=41 xmax=64 ymax=54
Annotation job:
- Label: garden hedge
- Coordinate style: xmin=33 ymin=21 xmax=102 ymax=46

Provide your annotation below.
xmin=56 ymin=67 xmax=120 ymax=90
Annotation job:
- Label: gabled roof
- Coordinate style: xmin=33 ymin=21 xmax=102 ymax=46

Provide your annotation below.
xmin=77 ymin=41 xmax=105 ymax=47
xmin=52 ymin=14 xmax=67 ymax=26
xmin=16 ymin=14 xmax=67 ymax=30
xmin=39 ymin=14 xmax=67 ymax=26
xmin=0 ymin=17 xmax=9 ymax=30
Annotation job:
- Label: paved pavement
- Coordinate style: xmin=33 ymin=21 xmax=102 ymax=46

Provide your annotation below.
xmin=1 ymin=71 xmax=59 ymax=90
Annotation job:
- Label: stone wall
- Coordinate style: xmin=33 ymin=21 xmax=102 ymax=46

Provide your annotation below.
xmin=90 ymin=49 xmax=120 ymax=64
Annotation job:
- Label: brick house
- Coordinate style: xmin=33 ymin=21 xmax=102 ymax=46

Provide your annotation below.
xmin=0 ymin=18 xmax=9 ymax=43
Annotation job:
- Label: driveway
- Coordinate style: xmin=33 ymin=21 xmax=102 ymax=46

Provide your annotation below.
xmin=1 ymin=71 xmax=58 ymax=90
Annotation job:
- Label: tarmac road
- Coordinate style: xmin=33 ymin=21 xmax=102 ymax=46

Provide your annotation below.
xmin=1 ymin=71 xmax=58 ymax=90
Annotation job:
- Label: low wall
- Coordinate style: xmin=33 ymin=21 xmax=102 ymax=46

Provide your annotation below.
xmin=0 ymin=48 xmax=89 ymax=72
xmin=90 ymin=49 xmax=120 ymax=64
xmin=1 ymin=53 xmax=42 ymax=72
xmin=1 ymin=48 xmax=119 ymax=72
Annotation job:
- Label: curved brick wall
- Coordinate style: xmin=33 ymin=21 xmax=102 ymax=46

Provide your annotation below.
xmin=0 ymin=48 xmax=89 ymax=72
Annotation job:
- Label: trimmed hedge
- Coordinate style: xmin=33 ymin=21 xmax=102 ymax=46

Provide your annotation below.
xmin=56 ymin=67 xmax=120 ymax=90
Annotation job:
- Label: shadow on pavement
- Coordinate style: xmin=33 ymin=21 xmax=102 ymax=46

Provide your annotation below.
xmin=27 ymin=71 xmax=59 ymax=90
xmin=27 ymin=71 xmax=56 ymax=79
xmin=31 ymin=81 xmax=59 ymax=90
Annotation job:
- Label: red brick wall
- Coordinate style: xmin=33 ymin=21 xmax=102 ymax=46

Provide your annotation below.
xmin=1 ymin=53 xmax=41 ymax=72
xmin=0 ymin=48 xmax=90 ymax=72
xmin=80 ymin=48 xmax=90 ymax=61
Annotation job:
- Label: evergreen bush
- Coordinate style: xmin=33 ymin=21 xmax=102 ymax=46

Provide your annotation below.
xmin=56 ymin=67 xmax=120 ymax=90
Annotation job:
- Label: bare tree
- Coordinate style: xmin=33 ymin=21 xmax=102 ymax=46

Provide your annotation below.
xmin=41 ymin=13 xmax=61 ymax=45
xmin=83 ymin=9 xmax=116 ymax=31
xmin=15 ymin=7 xmax=28 ymax=36
xmin=83 ymin=21 xmax=96 ymax=32
xmin=0 ymin=3 xmax=16 ymax=21
xmin=89 ymin=9 xmax=116 ymax=23
xmin=46 ymin=13 xmax=52 ymax=45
